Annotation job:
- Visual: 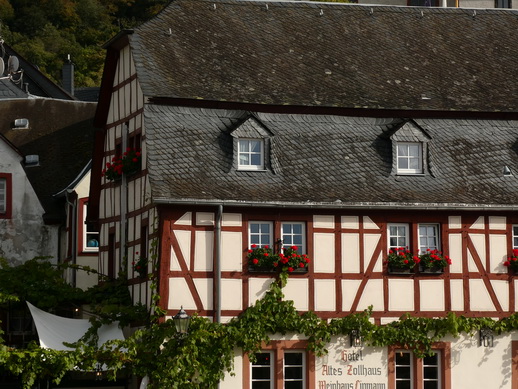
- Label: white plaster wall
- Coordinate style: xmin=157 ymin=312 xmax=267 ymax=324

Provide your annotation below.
xmin=222 ymin=334 xmax=517 ymax=389
xmin=0 ymin=141 xmax=58 ymax=263
xmin=314 ymin=232 xmax=335 ymax=273
xmin=221 ymin=231 xmax=242 ymax=271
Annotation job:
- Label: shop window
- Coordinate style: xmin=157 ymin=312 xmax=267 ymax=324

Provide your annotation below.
xmin=245 ymin=340 xmax=313 ymax=389
xmin=388 ymin=343 xmax=450 ymax=389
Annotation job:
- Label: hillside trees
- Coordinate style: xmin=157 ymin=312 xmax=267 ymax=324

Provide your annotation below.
xmin=0 ymin=0 xmax=168 ymax=87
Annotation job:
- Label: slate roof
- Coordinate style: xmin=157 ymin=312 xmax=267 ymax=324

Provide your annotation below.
xmin=0 ymin=99 xmax=97 ymax=222
xmin=128 ymin=0 xmax=518 ymax=113
xmin=0 ymin=79 xmax=28 ymax=99
xmin=145 ymin=104 xmax=518 ymax=208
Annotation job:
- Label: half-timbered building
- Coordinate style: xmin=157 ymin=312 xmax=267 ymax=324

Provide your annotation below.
xmin=90 ymin=1 xmax=518 ymax=388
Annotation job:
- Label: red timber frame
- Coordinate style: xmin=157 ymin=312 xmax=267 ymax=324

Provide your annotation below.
xmin=158 ymin=206 xmax=518 ymax=321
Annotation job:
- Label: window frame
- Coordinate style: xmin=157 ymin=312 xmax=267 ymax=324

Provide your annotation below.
xmin=238 ymin=138 xmax=265 ymax=171
xmin=388 ymin=223 xmax=410 ymax=251
xmin=418 ymin=223 xmax=440 ymax=254
xmin=0 ymin=173 xmax=12 ymax=219
xmin=79 ymin=198 xmax=99 ymax=254
xmin=281 ymin=222 xmax=307 ymax=254
xmin=244 ymin=340 xmax=312 ymax=389
xmin=495 ymin=0 xmax=511 ymax=7
xmin=397 ymin=142 xmax=423 ymax=175
xmin=249 ymin=221 xmax=274 ymax=249
xmin=513 ymin=225 xmax=518 ymax=249
xmin=388 ymin=343 xmax=451 ymax=389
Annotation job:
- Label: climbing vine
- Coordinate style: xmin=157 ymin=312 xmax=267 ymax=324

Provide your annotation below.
xmin=3 ymin=261 xmax=518 ymax=388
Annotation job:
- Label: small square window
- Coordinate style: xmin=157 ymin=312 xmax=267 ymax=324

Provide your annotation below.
xmin=249 ymin=222 xmax=273 ymax=248
xmin=418 ymin=224 xmax=440 ymax=254
xmin=513 ymin=225 xmax=518 ymax=249
xmin=388 ymin=223 xmax=409 ymax=250
xmin=282 ymin=222 xmax=306 ymax=254
xmin=239 ymin=139 xmax=264 ymax=170
xmin=397 ymin=142 xmax=423 ymax=174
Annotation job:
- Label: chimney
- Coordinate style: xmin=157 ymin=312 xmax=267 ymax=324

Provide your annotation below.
xmin=62 ymin=54 xmax=74 ymax=96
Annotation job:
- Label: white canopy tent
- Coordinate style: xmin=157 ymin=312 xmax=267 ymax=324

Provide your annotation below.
xmin=27 ymin=302 xmax=125 ymax=351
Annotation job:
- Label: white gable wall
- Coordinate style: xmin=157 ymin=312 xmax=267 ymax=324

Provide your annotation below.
xmin=0 ymin=139 xmax=58 ymax=263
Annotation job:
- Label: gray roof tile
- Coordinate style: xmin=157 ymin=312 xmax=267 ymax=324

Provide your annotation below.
xmin=129 ymin=0 xmax=518 ymax=112
xmin=144 ymin=104 xmax=518 ymax=207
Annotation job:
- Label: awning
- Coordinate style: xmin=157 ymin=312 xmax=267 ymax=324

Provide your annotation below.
xmin=27 ymin=302 xmax=125 ymax=351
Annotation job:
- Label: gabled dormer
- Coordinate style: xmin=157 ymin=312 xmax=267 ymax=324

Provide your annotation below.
xmin=390 ymin=120 xmax=432 ymax=176
xmin=230 ymin=116 xmax=275 ymax=172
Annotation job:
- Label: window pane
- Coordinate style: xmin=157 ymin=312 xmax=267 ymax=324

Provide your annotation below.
xmin=396 ymin=366 xmax=411 ymax=379
xmin=423 ymin=367 xmax=438 ymax=379
xmin=251 ymin=140 xmax=261 ymax=152
xmin=250 ymin=222 xmax=272 ymax=248
xmin=423 ymin=353 xmax=438 ymax=365
xmin=396 ymin=382 xmax=412 ymax=389
xmin=399 ymin=159 xmax=409 ymax=169
xmin=239 ymin=140 xmax=250 ymax=152
xmin=285 ymin=367 xmax=303 ymax=379
xmin=285 ymin=382 xmax=303 ymax=389
xmin=240 ymin=154 xmax=250 ymax=165
xmin=252 ymin=367 xmax=271 ymax=379
xmin=423 ymin=382 xmax=438 ymax=389
xmin=409 ymin=145 xmax=420 ymax=157
xmin=398 ymin=145 xmax=408 ymax=156
xmin=251 ymin=154 xmax=262 ymax=165
xmin=252 ymin=382 xmax=271 ymax=389
xmin=285 ymin=353 xmax=303 ymax=365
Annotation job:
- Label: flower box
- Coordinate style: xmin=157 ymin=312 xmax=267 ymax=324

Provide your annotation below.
xmin=388 ymin=266 xmax=413 ymax=275
xmin=503 ymin=250 xmax=518 ymax=274
xmin=102 ymin=148 xmax=142 ymax=181
xmin=247 ymin=245 xmax=310 ymax=274
xmin=419 ymin=266 xmax=444 ymax=274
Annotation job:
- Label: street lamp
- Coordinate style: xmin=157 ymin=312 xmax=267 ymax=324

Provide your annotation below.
xmin=173 ymin=306 xmax=191 ymax=336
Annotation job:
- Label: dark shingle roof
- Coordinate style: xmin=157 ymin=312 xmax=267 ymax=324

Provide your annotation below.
xmin=0 ymin=99 xmax=97 ymax=222
xmin=129 ymin=0 xmax=518 ymax=112
xmin=0 ymin=79 xmax=28 ymax=99
xmin=145 ymin=104 xmax=518 ymax=208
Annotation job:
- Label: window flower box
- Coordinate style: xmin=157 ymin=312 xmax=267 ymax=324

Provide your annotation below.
xmin=385 ymin=247 xmax=418 ymax=274
xmin=247 ymin=245 xmax=310 ymax=274
xmin=418 ymin=249 xmax=451 ymax=274
xmin=102 ymin=148 xmax=142 ymax=181
xmin=503 ymin=249 xmax=518 ymax=274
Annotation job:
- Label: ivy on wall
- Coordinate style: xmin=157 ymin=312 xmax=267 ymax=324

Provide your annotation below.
xmin=3 ymin=262 xmax=518 ymax=388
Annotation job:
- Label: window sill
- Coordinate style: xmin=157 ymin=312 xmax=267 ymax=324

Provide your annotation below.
xmin=396 ymin=173 xmax=426 ymax=177
xmin=237 ymin=168 xmax=268 ymax=172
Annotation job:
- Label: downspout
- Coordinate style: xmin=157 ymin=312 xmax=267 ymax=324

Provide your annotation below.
xmin=65 ymin=190 xmax=77 ymax=287
xmin=215 ymin=204 xmax=223 ymax=323
xmin=120 ymin=123 xmax=129 ymax=276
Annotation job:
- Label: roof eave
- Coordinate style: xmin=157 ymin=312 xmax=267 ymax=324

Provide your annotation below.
xmin=153 ymin=198 xmax=518 ymax=211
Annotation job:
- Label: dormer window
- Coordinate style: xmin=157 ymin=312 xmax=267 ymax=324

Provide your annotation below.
xmin=390 ymin=120 xmax=431 ymax=176
xmin=397 ymin=142 xmax=423 ymax=174
xmin=238 ymin=139 xmax=264 ymax=170
xmin=231 ymin=116 xmax=274 ymax=172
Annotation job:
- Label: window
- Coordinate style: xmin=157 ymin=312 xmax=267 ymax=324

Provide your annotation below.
xmin=389 ymin=343 xmax=450 ymax=389
xmin=249 ymin=221 xmax=306 ymax=253
xmin=246 ymin=340 xmax=311 ymax=389
xmin=513 ymin=225 xmax=518 ymax=249
xmin=281 ymin=223 xmax=306 ymax=254
xmin=239 ymin=139 xmax=264 ymax=170
xmin=249 ymin=222 xmax=273 ymax=248
xmin=418 ymin=224 xmax=439 ymax=254
xmin=80 ymin=199 xmax=99 ymax=252
xmin=495 ymin=0 xmax=511 ymax=7
xmin=397 ymin=142 xmax=423 ymax=174
xmin=388 ymin=223 xmax=409 ymax=250
xmin=0 ymin=173 xmax=12 ymax=219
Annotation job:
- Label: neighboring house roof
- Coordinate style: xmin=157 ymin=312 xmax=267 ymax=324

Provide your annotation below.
xmin=1 ymin=43 xmax=75 ymax=100
xmin=144 ymin=104 xmax=518 ymax=209
xmin=126 ymin=0 xmax=518 ymax=114
xmin=0 ymin=99 xmax=97 ymax=223
xmin=0 ymin=79 xmax=28 ymax=99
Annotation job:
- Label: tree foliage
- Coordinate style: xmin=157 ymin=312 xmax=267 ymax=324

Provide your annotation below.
xmin=0 ymin=0 xmax=169 ymax=87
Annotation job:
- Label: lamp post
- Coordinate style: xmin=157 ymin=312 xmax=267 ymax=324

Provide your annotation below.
xmin=173 ymin=306 xmax=191 ymax=336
